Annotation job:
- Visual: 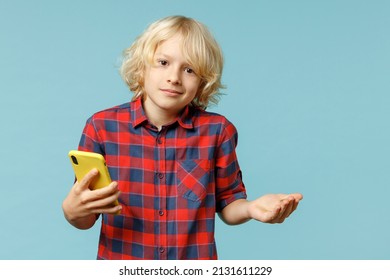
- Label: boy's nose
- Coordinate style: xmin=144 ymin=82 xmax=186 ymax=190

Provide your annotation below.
xmin=167 ymin=68 xmax=181 ymax=85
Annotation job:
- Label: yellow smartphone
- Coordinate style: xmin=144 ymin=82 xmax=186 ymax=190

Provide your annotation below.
xmin=68 ymin=150 xmax=119 ymax=208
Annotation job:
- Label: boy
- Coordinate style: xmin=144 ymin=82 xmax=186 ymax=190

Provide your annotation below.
xmin=62 ymin=15 xmax=303 ymax=260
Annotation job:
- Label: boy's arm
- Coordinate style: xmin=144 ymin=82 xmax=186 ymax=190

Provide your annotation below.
xmin=218 ymin=193 xmax=303 ymax=225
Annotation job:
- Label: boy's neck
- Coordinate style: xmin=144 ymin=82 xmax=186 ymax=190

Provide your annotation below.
xmin=151 ymin=115 xmax=175 ymax=131
xmin=142 ymin=101 xmax=180 ymax=131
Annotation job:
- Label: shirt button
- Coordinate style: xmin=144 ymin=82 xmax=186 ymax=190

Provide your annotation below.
xmin=157 ymin=138 xmax=163 ymax=144
xmin=159 ymin=247 xmax=165 ymax=253
xmin=158 ymin=173 xmax=164 ymax=179
xmin=158 ymin=210 xmax=164 ymax=216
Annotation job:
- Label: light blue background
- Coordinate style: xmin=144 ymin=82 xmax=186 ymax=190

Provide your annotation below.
xmin=1 ymin=0 xmax=389 ymax=259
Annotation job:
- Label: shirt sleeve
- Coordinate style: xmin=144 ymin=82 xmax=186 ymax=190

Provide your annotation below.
xmin=78 ymin=116 xmax=105 ymax=155
xmin=215 ymin=119 xmax=247 ymax=212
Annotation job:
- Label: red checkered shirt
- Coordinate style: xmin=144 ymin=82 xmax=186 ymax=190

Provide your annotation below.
xmin=78 ymin=98 xmax=247 ymax=259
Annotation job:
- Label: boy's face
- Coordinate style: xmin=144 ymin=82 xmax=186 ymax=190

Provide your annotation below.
xmin=143 ymin=34 xmax=201 ymax=120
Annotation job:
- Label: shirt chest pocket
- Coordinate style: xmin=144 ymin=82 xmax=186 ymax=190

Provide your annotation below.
xmin=176 ymin=159 xmax=213 ymax=202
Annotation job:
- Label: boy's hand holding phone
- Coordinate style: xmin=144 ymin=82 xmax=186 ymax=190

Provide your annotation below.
xmin=62 ymin=169 xmax=122 ymax=229
xmin=62 ymin=151 xmax=122 ymax=229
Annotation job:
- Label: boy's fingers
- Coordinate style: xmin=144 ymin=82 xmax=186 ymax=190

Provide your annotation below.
xmin=90 ymin=182 xmax=119 ymax=200
xmin=282 ymin=199 xmax=294 ymax=219
xmin=292 ymin=193 xmax=303 ymax=201
xmin=88 ymin=191 xmax=120 ymax=210
xmin=290 ymin=199 xmax=300 ymax=213
xmin=92 ymin=204 xmax=122 ymax=215
xmin=76 ymin=168 xmax=99 ymax=191
xmin=270 ymin=197 xmax=291 ymax=223
xmin=277 ymin=198 xmax=300 ymax=222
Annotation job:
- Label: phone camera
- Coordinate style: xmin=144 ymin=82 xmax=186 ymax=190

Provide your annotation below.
xmin=71 ymin=155 xmax=79 ymax=165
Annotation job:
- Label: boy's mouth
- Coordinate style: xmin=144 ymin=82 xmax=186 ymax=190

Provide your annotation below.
xmin=160 ymin=88 xmax=183 ymax=96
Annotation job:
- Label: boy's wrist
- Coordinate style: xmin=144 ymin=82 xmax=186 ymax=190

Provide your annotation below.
xmin=246 ymin=200 xmax=258 ymax=221
xmin=244 ymin=200 xmax=254 ymax=221
xmin=231 ymin=199 xmax=252 ymax=224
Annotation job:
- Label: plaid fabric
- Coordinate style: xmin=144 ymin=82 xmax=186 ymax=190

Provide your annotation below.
xmin=78 ymin=98 xmax=247 ymax=260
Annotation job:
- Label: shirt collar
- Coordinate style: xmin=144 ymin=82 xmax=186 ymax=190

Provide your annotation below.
xmin=131 ymin=98 xmax=149 ymax=128
xmin=131 ymin=98 xmax=195 ymax=130
xmin=177 ymin=105 xmax=195 ymax=130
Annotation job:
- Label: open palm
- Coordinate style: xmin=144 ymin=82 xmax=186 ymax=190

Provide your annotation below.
xmin=248 ymin=193 xmax=303 ymax=224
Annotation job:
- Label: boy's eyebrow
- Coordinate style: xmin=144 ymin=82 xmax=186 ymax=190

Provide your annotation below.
xmin=154 ymin=52 xmax=172 ymax=59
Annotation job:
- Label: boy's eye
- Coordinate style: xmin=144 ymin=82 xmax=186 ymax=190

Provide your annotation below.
xmin=158 ymin=60 xmax=168 ymax=66
xmin=184 ymin=67 xmax=194 ymax=74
